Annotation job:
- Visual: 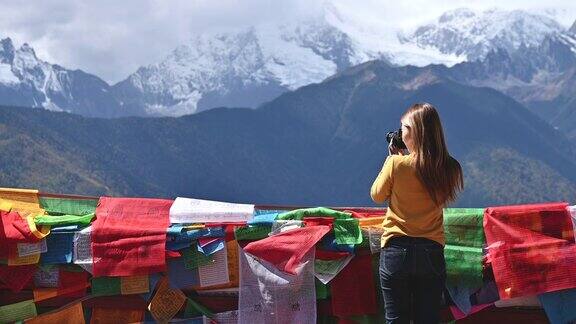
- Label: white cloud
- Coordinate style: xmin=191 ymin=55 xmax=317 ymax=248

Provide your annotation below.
xmin=0 ymin=0 xmax=574 ymax=84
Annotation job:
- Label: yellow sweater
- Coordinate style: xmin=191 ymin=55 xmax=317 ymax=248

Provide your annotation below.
xmin=370 ymin=154 xmax=444 ymax=247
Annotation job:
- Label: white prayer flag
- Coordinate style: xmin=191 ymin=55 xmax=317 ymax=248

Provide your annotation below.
xmin=169 ymin=197 xmax=254 ymax=223
xmin=238 ymin=248 xmax=316 ymax=324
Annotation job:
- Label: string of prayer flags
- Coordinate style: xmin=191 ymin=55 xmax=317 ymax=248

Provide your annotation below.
xmin=484 ymin=202 xmax=576 ymax=299
xmin=25 ymin=300 xmax=85 ymax=324
xmin=0 ymin=299 xmax=37 ymax=323
xmin=277 ymin=207 xmax=351 ymax=220
xmin=170 ymin=197 xmax=254 ymax=223
xmin=238 ymin=248 xmax=316 ymax=323
xmin=244 ymin=225 xmax=331 ymax=275
xmin=91 ymin=197 xmax=172 ymax=277
xmin=148 ymin=276 xmax=187 ymax=323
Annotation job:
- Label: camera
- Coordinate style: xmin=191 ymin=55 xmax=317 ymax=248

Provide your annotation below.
xmin=386 ymin=128 xmax=407 ymax=149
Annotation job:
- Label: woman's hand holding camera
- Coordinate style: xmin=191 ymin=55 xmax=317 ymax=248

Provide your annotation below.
xmin=388 ymin=142 xmax=408 ymax=156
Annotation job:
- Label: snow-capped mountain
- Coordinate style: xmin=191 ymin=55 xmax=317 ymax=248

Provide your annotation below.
xmin=112 ymin=5 xmax=465 ymax=117
xmin=1 ymin=6 xmax=575 ymax=118
xmin=400 ymin=8 xmax=566 ymax=61
xmin=0 ymin=37 xmax=136 ymax=117
xmin=112 ymin=21 xmax=354 ymax=117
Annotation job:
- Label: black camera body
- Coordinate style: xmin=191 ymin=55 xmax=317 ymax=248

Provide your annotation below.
xmin=386 ymin=128 xmax=407 ymax=149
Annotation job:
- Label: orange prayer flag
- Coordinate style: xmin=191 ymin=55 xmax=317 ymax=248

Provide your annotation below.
xmin=90 ymin=307 xmax=144 ymax=324
xmin=26 ymin=300 xmax=84 ymax=324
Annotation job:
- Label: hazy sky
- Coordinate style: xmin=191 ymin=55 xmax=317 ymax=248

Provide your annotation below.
xmin=1 ymin=0 xmax=575 ymax=84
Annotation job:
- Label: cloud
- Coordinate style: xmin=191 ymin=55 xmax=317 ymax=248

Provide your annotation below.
xmin=0 ymin=0 xmax=574 ymax=84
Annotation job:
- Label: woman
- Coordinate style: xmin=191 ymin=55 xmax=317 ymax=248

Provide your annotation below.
xmin=370 ymin=103 xmax=463 ymax=324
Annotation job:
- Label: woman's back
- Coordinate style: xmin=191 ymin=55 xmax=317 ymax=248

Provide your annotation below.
xmin=371 ymin=153 xmax=444 ymax=248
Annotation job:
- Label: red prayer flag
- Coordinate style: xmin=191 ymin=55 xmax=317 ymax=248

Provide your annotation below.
xmin=92 ymin=197 xmax=172 ymax=277
xmin=484 ymin=202 xmax=576 ymax=299
xmin=0 ymin=210 xmax=39 ymax=242
xmin=244 ymin=225 xmax=330 ymax=275
xmin=330 ymin=253 xmax=378 ymax=317
xmin=0 ymin=264 xmax=37 ymax=292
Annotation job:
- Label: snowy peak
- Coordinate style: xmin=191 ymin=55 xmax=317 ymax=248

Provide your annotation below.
xmin=570 ymin=20 xmax=576 ymax=36
xmin=0 ymin=38 xmax=16 ymax=64
xmin=401 ymin=8 xmax=565 ymax=60
xmin=0 ymin=38 xmax=125 ymax=116
xmin=113 ymin=17 xmax=357 ymax=116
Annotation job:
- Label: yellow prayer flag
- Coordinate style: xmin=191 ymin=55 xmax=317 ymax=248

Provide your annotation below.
xmin=148 ymin=276 xmax=186 ymax=323
xmin=121 ymin=275 xmax=149 ymax=295
xmin=0 ymin=187 xmax=44 ymax=216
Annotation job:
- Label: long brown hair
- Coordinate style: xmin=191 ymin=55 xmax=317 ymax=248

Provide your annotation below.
xmin=402 ymin=103 xmax=463 ymax=206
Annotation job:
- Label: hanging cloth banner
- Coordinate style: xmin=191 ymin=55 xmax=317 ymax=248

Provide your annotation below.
xmin=39 ymin=195 xmax=98 ymax=216
xmin=91 ymin=197 xmax=172 ymax=277
xmin=244 ymin=225 xmax=331 ymax=275
xmin=238 ymin=247 xmax=316 ymax=323
xmin=484 ymin=202 xmax=576 ymax=299
xmin=0 ymin=187 xmax=44 ymax=216
xmin=277 ymin=207 xmax=351 ymax=221
xmin=25 ymin=299 xmax=85 ymax=324
xmin=443 ymin=208 xmax=485 ymax=288
xmin=170 ymin=197 xmax=254 ymax=223
xmin=330 ymin=253 xmax=378 ymax=318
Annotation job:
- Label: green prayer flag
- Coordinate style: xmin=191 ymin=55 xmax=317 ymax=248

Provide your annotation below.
xmin=183 ymin=298 xmax=214 ymax=318
xmin=0 ymin=300 xmax=37 ymax=323
xmin=34 ymin=213 xmax=95 ymax=226
xmin=183 ymin=244 xmax=214 ymax=269
xmin=315 ymin=279 xmax=330 ymax=299
xmin=91 ymin=277 xmax=121 ymax=296
xmin=443 ymin=208 xmax=485 ymax=288
xmin=39 ymin=197 xmax=98 ymax=215
xmin=277 ymin=207 xmax=351 ymax=221
xmin=234 ymin=225 xmax=272 ymax=241
xmin=334 ymin=218 xmax=362 ymax=245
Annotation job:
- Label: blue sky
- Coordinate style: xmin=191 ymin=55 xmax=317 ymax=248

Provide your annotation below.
xmin=0 ymin=0 xmax=574 ymax=83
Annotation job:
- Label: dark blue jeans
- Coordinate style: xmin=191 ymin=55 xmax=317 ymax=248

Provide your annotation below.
xmin=379 ymin=236 xmax=446 ymax=324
